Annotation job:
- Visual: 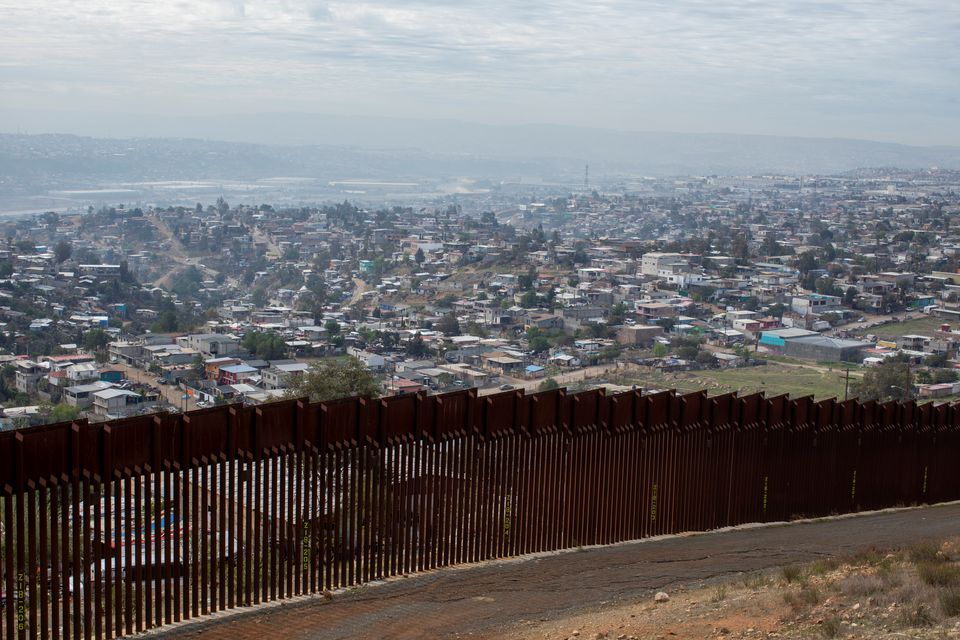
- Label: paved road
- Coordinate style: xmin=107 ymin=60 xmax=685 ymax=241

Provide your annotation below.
xmin=151 ymin=502 xmax=960 ymax=640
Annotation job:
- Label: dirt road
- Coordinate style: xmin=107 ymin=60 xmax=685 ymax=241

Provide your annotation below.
xmin=150 ymin=502 xmax=960 ymax=640
xmin=114 ymin=361 xmax=198 ymax=411
xmin=348 ymin=277 xmax=371 ymax=307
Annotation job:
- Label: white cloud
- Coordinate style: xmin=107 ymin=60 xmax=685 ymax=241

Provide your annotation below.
xmin=0 ymin=0 xmax=957 ymax=144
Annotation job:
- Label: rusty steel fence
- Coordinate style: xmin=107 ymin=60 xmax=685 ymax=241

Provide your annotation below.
xmin=3 ymin=386 xmax=960 ymax=639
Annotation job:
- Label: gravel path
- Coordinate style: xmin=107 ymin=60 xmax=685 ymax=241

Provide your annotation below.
xmin=150 ymin=502 xmax=960 ymax=640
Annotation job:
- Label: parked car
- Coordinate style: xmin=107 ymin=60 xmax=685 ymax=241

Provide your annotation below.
xmin=499 ymin=384 xmax=514 ymax=391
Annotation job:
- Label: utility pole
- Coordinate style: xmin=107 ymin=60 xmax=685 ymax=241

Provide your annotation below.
xmin=844 ymin=366 xmax=851 ymax=401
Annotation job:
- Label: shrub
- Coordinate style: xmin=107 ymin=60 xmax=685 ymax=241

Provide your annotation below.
xmin=742 ymin=573 xmax=769 ymax=590
xmin=917 ymin=562 xmax=960 ymax=587
xmin=820 ymin=617 xmax=842 ymax=638
xmin=809 ymin=558 xmax=840 ymax=576
xmin=909 ymin=541 xmax=941 ymax=565
xmin=782 ymin=565 xmax=804 ymax=584
xmin=783 ymin=586 xmax=820 ymax=612
xmin=899 ymin=603 xmax=936 ymax=628
xmin=850 ymin=547 xmax=884 ymax=566
xmin=940 ymin=587 xmax=960 ymax=617
xmin=799 ymin=586 xmax=821 ymax=605
xmin=839 ymin=573 xmax=884 ymax=597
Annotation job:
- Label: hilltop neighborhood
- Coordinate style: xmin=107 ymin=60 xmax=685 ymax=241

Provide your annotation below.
xmin=2 ymin=169 xmax=960 ymax=427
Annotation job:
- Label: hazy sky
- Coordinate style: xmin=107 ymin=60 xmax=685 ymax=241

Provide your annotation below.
xmin=1 ymin=0 xmax=958 ymax=145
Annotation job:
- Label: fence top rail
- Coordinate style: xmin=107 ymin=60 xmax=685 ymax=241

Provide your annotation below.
xmin=0 ymin=386 xmax=957 ymax=489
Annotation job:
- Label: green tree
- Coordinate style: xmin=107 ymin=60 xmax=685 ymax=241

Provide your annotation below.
xmin=414 ymin=247 xmax=425 ymax=265
xmin=731 ymin=234 xmax=750 ymax=261
xmin=39 ymin=402 xmax=82 ymax=424
xmin=608 ymin=302 xmax=627 ymax=325
xmin=696 ymin=350 xmax=717 ymax=366
xmin=480 ymin=211 xmax=498 ymax=227
xmin=324 ymin=319 xmax=341 ymax=335
xmin=242 ymin=331 xmax=288 ymax=360
xmin=519 ymin=290 xmax=538 ymax=308
xmin=844 ymin=286 xmax=858 ymax=306
xmin=464 ymin=321 xmax=488 ymax=338
xmin=656 ymin=317 xmax=676 ymax=332
xmin=406 ymin=332 xmax=428 ymax=357
xmin=932 ymin=369 xmax=959 ymax=384
xmin=528 ymin=336 xmax=551 ymax=353
xmin=538 ymin=378 xmax=560 ymax=392
xmin=216 ymin=196 xmax=230 ymax=217
xmin=760 ymin=233 xmax=781 ymax=256
xmin=766 ymin=303 xmax=787 ymax=318
xmin=652 ymin=342 xmax=668 ymax=358
xmin=83 ymin=328 xmax=111 ymax=352
xmin=171 ymin=265 xmax=204 ymax=300
xmin=517 ymin=270 xmax=537 ymax=290
xmin=924 ymin=353 xmax=948 ymax=368
xmin=287 ymin=358 xmax=381 ymax=402
xmin=436 ymin=372 xmax=455 ymax=388
xmin=851 ymin=361 xmax=914 ymax=402
xmin=54 ymin=240 xmax=72 ymax=264
xmin=816 ymin=276 xmax=842 ymax=297
xmin=436 ymin=312 xmax=461 ymax=336
xmin=152 ymin=309 xmax=179 ymax=333
xmin=677 ymin=345 xmax=700 ymax=360
xmin=797 ymin=250 xmax=820 ymax=274
xmin=251 ymin=287 xmax=269 ymax=308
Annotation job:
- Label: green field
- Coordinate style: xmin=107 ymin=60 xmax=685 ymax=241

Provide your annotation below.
xmin=616 ymin=362 xmax=859 ymax=401
xmin=854 ymin=315 xmax=947 ymax=339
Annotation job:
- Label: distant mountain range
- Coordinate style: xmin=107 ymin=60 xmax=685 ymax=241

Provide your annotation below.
xmin=2 ymin=111 xmax=959 ymax=184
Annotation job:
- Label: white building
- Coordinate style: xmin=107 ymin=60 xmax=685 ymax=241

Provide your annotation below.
xmin=92 ymin=388 xmax=153 ymax=418
xmin=64 ymin=381 xmax=115 ymax=409
xmin=790 ymin=294 xmax=842 ymax=316
xmin=641 ymin=252 xmax=686 ymax=277
xmin=261 ymin=362 xmax=310 ymax=390
xmin=348 ymin=348 xmax=387 ymax=372
xmin=14 ymin=361 xmax=45 ymax=394
xmin=177 ymin=333 xmax=240 ymax=357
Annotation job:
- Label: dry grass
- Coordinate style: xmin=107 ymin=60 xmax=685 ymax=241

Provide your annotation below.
xmin=848 ymin=546 xmax=885 ymax=567
xmin=839 ymin=572 xmax=884 ymax=596
xmin=505 ymin=537 xmax=960 ymax=640
xmin=917 ymin=562 xmax=960 ymax=587
xmin=899 ymin=602 xmax=938 ymax=628
xmin=819 ymin=616 xmax=842 ymax=638
xmin=762 ymin=537 xmax=960 ymax=636
xmin=783 ymin=585 xmax=821 ymax=613
xmin=781 ymin=564 xmax=804 ymax=584
xmin=939 ymin=587 xmax=960 ymax=617
xmin=908 ymin=541 xmax=942 ymax=564
xmin=809 ymin=557 xmax=841 ymax=576
xmin=741 ymin=572 xmax=771 ymax=590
